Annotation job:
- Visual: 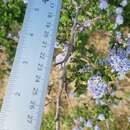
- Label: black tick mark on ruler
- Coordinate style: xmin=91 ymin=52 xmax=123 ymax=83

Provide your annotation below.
xmin=42 ymin=0 xmax=49 ymax=3
xmin=34 ymin=8 xmax=40 ymax=11
xmin=30 ymin=33 xmax=34 ymax=37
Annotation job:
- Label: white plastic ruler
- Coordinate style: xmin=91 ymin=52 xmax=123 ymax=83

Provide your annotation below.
xmin=0 ymin=0 xmax=61 ymax=130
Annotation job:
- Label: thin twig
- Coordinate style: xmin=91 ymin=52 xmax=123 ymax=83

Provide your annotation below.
xmin=55 ymin=64 xmax=67 ymax=130
xmin=105 ymin=120 xmax=110 ymax=130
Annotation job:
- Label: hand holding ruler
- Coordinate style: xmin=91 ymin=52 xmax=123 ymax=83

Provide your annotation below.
xmin=0 ymin=0 xmax=61 ymax=130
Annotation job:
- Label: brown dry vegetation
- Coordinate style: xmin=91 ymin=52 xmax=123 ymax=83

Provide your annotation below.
xmin=0 ymin=51 xmax=9 ymax=108
xmin=110 ymin=76 xmax=130 ymax=118
xmin=87 ymin=31 xmax=111 ymax=56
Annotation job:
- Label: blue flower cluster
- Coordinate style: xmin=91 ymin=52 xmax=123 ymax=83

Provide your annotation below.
xmin=87 ymin=76 xmax=108 ymax=99
xmin=99 ymin=0 xmax=128 ymax=27
xmin=107 ymin=54 xmax=130 ymax=79
xmin=106 ymin=35 xmax=130 ymax=80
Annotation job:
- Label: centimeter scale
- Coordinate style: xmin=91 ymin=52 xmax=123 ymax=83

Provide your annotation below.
xmin=0 ymin=0 xmax=61 ymax=130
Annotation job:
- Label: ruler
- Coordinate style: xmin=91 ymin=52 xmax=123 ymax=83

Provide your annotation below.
xmin=0 ymin=0 xmax=61 ymax=130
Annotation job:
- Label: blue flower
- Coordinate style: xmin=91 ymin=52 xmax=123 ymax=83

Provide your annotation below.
xmin=87 ymin=76 xmax=108 ymax=99
xmin=120 ymin=0 xmax=128 ymax=7
xmin=99 ymin=0 xmax=108 ymax=10
xmin=107 ymin=53 xmax=130 ymax=80
xmin=116 ymin=31 xmax=122 ymax=38
xmin=94 ymin=125 xmax=101 ymax=130
xmin=116 ymin=7 xmax=123 ymax=14
xmin=84 ymin=120 xmax=93 ymax=128
xmin=116 ymin=15 xmax=124 ymax=25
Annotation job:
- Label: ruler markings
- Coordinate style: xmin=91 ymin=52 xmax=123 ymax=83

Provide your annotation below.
xmin=0 ymin=0 xmax=61 ymax=130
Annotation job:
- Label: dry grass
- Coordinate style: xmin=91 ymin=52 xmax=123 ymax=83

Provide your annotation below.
xmin=110 ymin=76 xmax=130 ymax=118
xmin=87 ymin=31 xmax=110 ymax=56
